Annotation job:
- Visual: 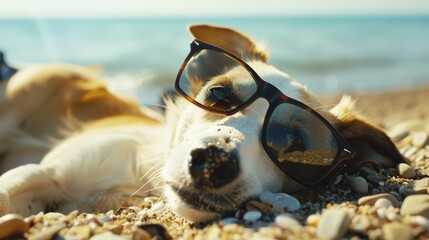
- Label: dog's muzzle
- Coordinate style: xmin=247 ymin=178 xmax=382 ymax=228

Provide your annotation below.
xmin=188 ymin=145 xmax=239 ymax=188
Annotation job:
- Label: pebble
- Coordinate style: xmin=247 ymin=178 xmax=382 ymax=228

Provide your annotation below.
xmin=61 ymin=225 xmax=91 ymax=239
xmin=220 ymin=217 xmax=239 ymax=225
xmin=360 ymin=167 xmax=386 ymax=185
xmin=399 ymin=178 xmax=429 ymax=197
xmin=412 ymin=131 xmax=428 ymax=148
xmin=242 ymin=211 xmax=262 ymax=222
xmin=376 ymin=208 xmax=387 ymax=219
xmin=317 ymin=209 xmax=349 ymax=240
xmin=275 ymin=214 xmax=301 ymax=229
xmin=400 ymin=194 xmax=429 ymax=218
xmin=90 ymin=231 xmax=130 ymax=240
xmin=374 ymin=198 xmax=393 ymax=208
xmin=259 ymin=191 xmax=301 ymax=212
xmin=397 ymin=163 xmax=416 ymax=179
xmin=347 ymin=176 xmax=368 ymax=194
xmin=351 ymin=215 xmax=371 ymax=231
xmin=127 ymin=212 xmax=136 ymax=219
xmin=100 ymin=215 xmax=112 ymax=222
xmin=410 ymin=215 xmax=429 ymax=230
xmin=358 ymin=193 xmax=400 ymax=208
xmin=306 ymin=214 xmax=320 ymax=226
xmin=0 ymin=214 xmax=29 ymax=239
xmin=27 ymin=223 xmax=66 ymax=240
xmin=104 ymin=222 xmax=123 ymax=234
xmin=382 ymin=222 xmax=414 ymax=240
xmin=404 ymin=146 xmax=418 ymax=159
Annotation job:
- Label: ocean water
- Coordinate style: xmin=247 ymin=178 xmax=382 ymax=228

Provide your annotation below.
xmin=0 ymin=17 xmax=428 ymax=104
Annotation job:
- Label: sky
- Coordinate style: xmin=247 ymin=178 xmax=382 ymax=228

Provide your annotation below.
xmin=0 ymin=0 xmax=429 ymax=18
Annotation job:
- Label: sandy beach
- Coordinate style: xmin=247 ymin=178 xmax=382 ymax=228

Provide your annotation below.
xmin=321 ymin=85 xmax=429 ymax=130
xmin=1 ymin=84 xmax=429 ymax=239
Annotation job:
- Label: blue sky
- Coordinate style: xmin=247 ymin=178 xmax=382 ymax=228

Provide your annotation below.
xmin=1 ymin=0 xmax=429 ymax=18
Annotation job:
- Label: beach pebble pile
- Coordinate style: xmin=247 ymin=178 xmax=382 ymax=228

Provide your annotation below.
xmin=0 ymin=127 xmax=428 ymax=239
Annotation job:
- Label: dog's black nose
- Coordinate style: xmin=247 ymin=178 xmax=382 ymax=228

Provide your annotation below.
xmin=189 ymin=146 xmax=239 ymax=188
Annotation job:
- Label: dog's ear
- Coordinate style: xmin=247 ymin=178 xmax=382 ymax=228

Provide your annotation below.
xmin=329 ymin=96 xmax=408 ymax=172
xmin=189 ymin=24 xmax=268 ymax=62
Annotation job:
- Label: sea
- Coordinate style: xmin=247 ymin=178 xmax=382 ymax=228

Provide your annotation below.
xmin=0 ymin=17 xmax=428 ymax=104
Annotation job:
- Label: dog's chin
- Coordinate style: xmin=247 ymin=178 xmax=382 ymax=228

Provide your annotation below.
xmin=164 ymin=187 xmax=222 ymax=222
xmin=164 ymin=182 xmax=257 ymax=222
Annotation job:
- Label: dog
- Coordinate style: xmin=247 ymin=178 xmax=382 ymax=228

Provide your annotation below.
xmin=0 ymin=24 xmax=406 ymax=223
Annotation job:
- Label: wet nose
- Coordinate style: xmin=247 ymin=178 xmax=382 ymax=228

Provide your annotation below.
xmin=188 ymin=145 xmax=239 ymax=188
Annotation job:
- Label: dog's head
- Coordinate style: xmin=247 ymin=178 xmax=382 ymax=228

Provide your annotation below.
xmin=163 ymin=25 xmax=406 ymax=222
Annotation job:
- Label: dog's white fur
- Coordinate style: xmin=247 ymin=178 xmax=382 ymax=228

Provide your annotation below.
xmin=0 ymin=25 xmax=405 ymax=222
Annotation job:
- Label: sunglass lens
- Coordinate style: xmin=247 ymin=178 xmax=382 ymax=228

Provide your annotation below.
xmin=177 ymin=49 xmax=257 ymax=112
xmin=264 ymin=103 xmax=339 ymax=184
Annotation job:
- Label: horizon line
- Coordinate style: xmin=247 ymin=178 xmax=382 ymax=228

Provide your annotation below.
xmin=1 ymin=13 xmax=429 ymax=20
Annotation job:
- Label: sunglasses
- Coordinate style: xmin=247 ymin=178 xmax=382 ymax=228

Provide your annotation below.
xmin=175 ymin=39 xmax=355 ymax=186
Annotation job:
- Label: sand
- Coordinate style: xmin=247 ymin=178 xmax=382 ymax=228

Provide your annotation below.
xmin=320 ymin=85 xmax=429 ymax=129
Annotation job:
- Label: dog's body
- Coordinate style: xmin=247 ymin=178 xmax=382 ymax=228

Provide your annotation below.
xmin=0 ymin=25 xmax=406 ymax=222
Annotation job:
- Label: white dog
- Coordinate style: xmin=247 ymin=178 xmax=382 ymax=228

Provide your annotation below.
xmin=0 ymin=25 xmax=406 ymax=222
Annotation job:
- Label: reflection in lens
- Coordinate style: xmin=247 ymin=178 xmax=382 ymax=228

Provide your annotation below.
xmin=178 ymin=49 xmax=257 ymax=112
xmin=265 ymin=103 xmax=339 ymax=183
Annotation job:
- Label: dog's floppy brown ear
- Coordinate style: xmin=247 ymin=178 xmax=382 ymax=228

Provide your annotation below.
xmin=330 ymin=96 xmax=408 ymax=172
xmin=189 ymin=24 xmax=268 ymax=62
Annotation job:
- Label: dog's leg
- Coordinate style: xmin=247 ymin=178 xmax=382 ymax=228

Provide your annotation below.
xmin=0 ymin=164 xmax=65 ymax=216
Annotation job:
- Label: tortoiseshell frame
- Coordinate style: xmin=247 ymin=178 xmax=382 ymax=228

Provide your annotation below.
xmin=175 ymin=39 xmax=355 ymax=186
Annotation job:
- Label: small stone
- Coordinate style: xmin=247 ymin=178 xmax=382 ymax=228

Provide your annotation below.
xmin=359 ymin=167 xmax=386 ymax=185
xmin=87 ymin=215 xmax=103 ymax=226
xmin=90 ymin=232 xmax=130 ymax=240
xmin=275 ymin=214 xmax=301 ymax=229
xmin=0 ymin=214 xmax=29 ymax=239
xmin=389 ymin=191 xmax=403 ymax=202
xmin=317 ymin=209 xmax=349 ymax=240
xmin=400 ymin=194 xmax=429 ymax=218
xmin=374 ymin=198 xmax=393 ymax=208
xmin=382 ymin=222 xmax=414 ymax=240
xmin=412 ymin=131 xmax=428 ymax=148
xmin=43 ymin=212 xmax=65 ymax=220
xmin=100 ymin=215 xmax=112 ymax=222
xmin=351 ymin=215 xmax=370 ymax=231
xmin=388 ymin=120 xmax=421 ymax=141
xmin=410 ymin=215 xmax=429 ymax=230
xmin=347 ymin=176 xmax=368 ymax=194
xmin=403 ymin=146 xmax=418 ymax=158
xmin=62 ymin=225 xmax=91 ymax=239
xmin=103 ymin=222 xmax=123 ymax=234
xmin=399 ymin=178 xmax=429 ymax=197
xmin=137 ymin=210 xmax=148 ymax=221
xmin=259 ymin=191 xmax=301 ymax=212
xmin=27 ymin=223 xmax=66 ymax=240
xmin=127 ymin=212 xmax=136 ymax=219
xmin=243 ymin=211 xmax=262 ymax=222
xmin=386 ymin=212 xmax=400 ymax=222
xmin=358 ymin=193 xmax=400 ymax=208
xmin=368 ymin=229 xmax=383 ymax=240
xmin=306 ymin=214 xmax=320 ymax=227
xmin=397 ymin=163 xmax=416 ymax=179
xmin=220 ymin=217 xmax=239 ymax=225
xmin=376 ymin=208 xmax=386 ymax=219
